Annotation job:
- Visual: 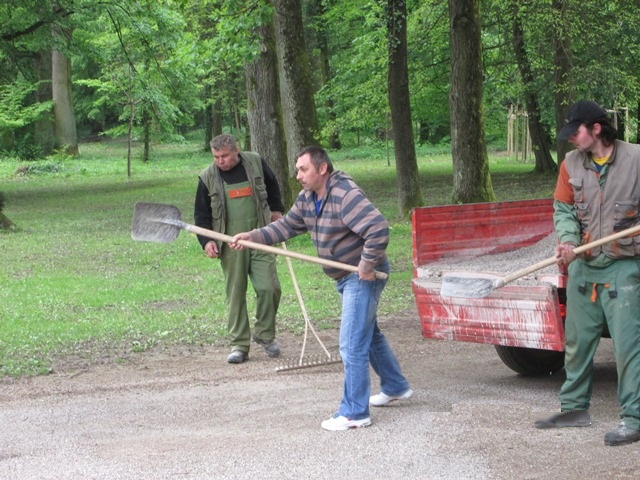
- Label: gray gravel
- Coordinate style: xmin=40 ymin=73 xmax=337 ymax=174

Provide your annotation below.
xmin=0 ymin=310 xmax=636 ymax=479
xmin=416 ymin=233 xmax=559 ymax=284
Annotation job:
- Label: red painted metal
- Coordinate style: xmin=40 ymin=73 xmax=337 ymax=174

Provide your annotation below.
xmin=411 ymin=198 xmax=566 ymax=351
xmin=411 ymin=198 xmax=555 ymax=268
xmin=412 ymin=280 xmax=565 ymax=351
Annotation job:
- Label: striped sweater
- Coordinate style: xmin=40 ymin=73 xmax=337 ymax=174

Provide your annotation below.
xmin=248 ymin=170 xmax=389 ymax=280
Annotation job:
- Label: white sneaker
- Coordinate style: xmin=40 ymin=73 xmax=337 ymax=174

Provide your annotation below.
xmin=321 ymin=415 xmax=372 ymax=431
xmin=369 ymin=388 xmax=414 ymax=407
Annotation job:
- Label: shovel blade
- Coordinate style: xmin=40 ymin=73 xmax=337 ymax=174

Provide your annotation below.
xmin=131 ymin=202 xmax=182 ymax=243
xmin=439 ymin=271 xmax=500 ymax=298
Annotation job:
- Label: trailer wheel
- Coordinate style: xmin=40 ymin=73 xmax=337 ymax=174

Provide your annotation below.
xmin=494 ymin=345 xmax=564 ymax=376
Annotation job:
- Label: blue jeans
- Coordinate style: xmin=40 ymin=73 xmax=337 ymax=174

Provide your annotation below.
xmin=335 ymin=260 xmax=410 ymax=420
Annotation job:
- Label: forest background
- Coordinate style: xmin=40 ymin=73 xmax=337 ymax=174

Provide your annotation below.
xmin=1 ymin=0 xmax=639 ymax=376
xmin=2 ymin=0 xmax=640 ymax=211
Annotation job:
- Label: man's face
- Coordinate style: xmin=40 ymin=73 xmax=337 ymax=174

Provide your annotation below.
xmin=295 ymin=153 xmax=326 ymax=193
xmin=567 ymin=124 xmax=599 ymax=153
xmin=212 ymin=145 xmax=240 ymax=171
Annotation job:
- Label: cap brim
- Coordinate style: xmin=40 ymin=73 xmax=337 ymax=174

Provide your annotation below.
xmin=558 ymin=120 xmax=581 ymax=141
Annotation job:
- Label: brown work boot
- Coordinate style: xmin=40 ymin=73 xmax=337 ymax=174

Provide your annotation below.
xmin=534 ymin=410 xmax=591 ymax=429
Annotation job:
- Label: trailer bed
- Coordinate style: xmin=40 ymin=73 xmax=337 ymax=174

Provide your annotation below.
xmin=411 ymin=198 xmax=566 ymax=352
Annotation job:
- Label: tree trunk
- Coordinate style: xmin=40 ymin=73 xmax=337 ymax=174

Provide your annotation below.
xmin=212 ymin=83 xmax=223 ymax=139
xmin=33 ymin=50 xmax=56 ymax=157
xmin=312 ymin=0 xmax=340 ymax=150
xmin=552 ymin=0 xmax=573 ymax=163
xmin=637 ymin=101 xmax=640 ymax=144
xmin=126 ymin=65 xmax=134 ymax=179
xmin=51 ymin=27 xmax=78 ymax=155
xmin=142 ymin=105 xmax=151 ymax=163
xmin=448 ymin=0 xmax=495 ymax=204
xmin=0 ymin=192 xmax=15 ymax=230
xmin=245 ymin=22 xmax=293 ymax=209
xmin=272 ymin=0 xmax=319 ymax=193
xmin=203 ymin=83 xmax=213 ymax=151
xmin=387 ymin=0 xmax=423 ymax=216
xmin=511 ymin=2 xmax=556 ymax=173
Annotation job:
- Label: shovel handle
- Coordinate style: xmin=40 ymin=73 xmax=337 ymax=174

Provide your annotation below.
xmin=499 ymin=223 xmax=640 ymax=287
xmin=183 ymin=223 xmax=388 ymax=280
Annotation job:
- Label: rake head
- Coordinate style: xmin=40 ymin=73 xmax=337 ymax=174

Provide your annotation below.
xmin=275 ymin=354 xmax=342 ymax=373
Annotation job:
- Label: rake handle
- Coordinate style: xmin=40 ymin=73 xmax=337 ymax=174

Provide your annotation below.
xmin=183 ymin=223 xmax=388 ymax=280
xmin=498 ymin=223 xmax=640 ymax=287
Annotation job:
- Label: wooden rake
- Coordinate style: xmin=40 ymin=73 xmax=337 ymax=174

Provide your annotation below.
xmin=275 ymin=243 xmax=342 ymax=373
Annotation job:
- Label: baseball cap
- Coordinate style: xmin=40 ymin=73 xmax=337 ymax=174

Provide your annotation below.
xmin=558 ymin=100 xmax=608 ymax=140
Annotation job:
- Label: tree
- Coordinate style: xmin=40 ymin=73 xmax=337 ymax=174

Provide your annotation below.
xmin=407 ymin=0 xmax=451 ymax=145
xmin=52 ymin=25 xmax=78 ymax=155
xmin=386 ymin=0 xmax=423 ymax=216
xmin=311 ymin=1 xmax=388 ymax=145
xmin=272 ymin=0 xmax=319 ymax=194
xmin=74 ymin=1 xmax=202 ymax=165
xmin=32 ymin=50 xmax=56 ymax=158
xmin=510 ymin=0 xmax=556 ymax=173
xmin=306 ymin=0 xmax=341 ymax=149
xmin=448 ymin=0 xmax=495 ymax=203
xmin=0 ymin=78 xmax=53 ymax=157
xmin=1 ymin=1 xmax=77 ymax=157
xmin=551 ymin=0 xmax=572 ymax=163
xmin=0 ymin=192 xmax=15 ymax=230
xmin=245 ymin=18 xmax=293 ymax=208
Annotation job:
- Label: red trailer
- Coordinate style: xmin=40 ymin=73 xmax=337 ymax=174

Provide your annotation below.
xmin=411 ymin=198 xmax=571 ymax=376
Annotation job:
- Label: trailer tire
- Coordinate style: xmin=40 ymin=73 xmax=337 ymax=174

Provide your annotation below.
xmin=494 ymin=345 xmax=564 ymax=376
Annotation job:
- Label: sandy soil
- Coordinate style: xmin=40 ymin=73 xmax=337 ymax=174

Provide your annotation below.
xmin=1 ymin=309 xmax=637 ymax=479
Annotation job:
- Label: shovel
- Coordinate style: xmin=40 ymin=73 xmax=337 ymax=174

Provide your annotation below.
xmin=131 ymin=202 xmax=388 ymax=280
xmin=440 ymin=223 xmax=640 ymax=298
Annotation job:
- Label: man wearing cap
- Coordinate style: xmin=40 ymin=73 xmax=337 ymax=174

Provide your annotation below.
xmin=533 ymin=100 xmax=640 ymax=446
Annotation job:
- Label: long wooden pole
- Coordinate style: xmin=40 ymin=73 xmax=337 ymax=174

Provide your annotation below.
xmin=178 ymin=221 xmax=388 ymax=280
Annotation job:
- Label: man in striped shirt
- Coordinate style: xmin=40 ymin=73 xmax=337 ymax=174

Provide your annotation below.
xmin=231 ymin=145 xmax=412 ymax=431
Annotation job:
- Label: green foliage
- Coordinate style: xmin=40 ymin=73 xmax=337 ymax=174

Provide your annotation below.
xmin=2 ymin=0 xmax=640 ymax=156
xmin=314 ymin=0 xmax=389 ymax=138
xmin=71 ymin=0 xmax=203 ymax=144
xmin=15 ymin=161 xmax=62 ymax=176
xmin=0 ymin=0 xmax=57 ymax=57
xmin=0 ymin=80 xmax=52 ymax=131
xmin=406 ymin=0 xmax=451 ymax=144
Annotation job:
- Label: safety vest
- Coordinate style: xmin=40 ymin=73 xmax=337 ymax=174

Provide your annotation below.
xmin=198 ymin=151 xmax=272 ymax=238
xmin=563 ymin=140 xmax=640 ymax=259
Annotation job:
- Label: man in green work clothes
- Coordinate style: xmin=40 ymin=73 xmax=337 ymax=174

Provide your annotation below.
xmin=534 ymin=100 xmax=640 ymax=446
xmin=194 ymin=134 xmax=285 ymax=364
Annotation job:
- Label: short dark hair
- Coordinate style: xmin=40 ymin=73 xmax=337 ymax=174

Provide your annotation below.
xmin=210 ymin=134 xmax=237 ymax=150
xmin=296 ymin=145 xmax=334 ymax=173
xmin=586 ymin=116 xmax=618 ymax=146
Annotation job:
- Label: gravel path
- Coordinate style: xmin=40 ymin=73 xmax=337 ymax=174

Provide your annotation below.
xmin=1 ymin=310 xmax=636 ymax=479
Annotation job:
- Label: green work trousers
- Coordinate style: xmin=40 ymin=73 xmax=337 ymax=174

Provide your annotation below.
xmin=561 ymin=258 xmax=640 ymax=429
xmin=219 ymin=181 xmax=281 ymax=353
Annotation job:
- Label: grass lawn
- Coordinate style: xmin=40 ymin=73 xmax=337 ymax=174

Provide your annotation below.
xmin=0 ymin=140 xmax=558 ymax=376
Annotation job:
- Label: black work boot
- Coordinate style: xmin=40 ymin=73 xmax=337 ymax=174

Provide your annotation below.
xmin=226 ymin=350 xmax=248 ymax=364
xmin=252 ymin=334 xmax=280 ymax=358
xmin=604 ymin=423 xmax=640 ymax=446
xmin=534 ymin=410 xmax=591 ymax=429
